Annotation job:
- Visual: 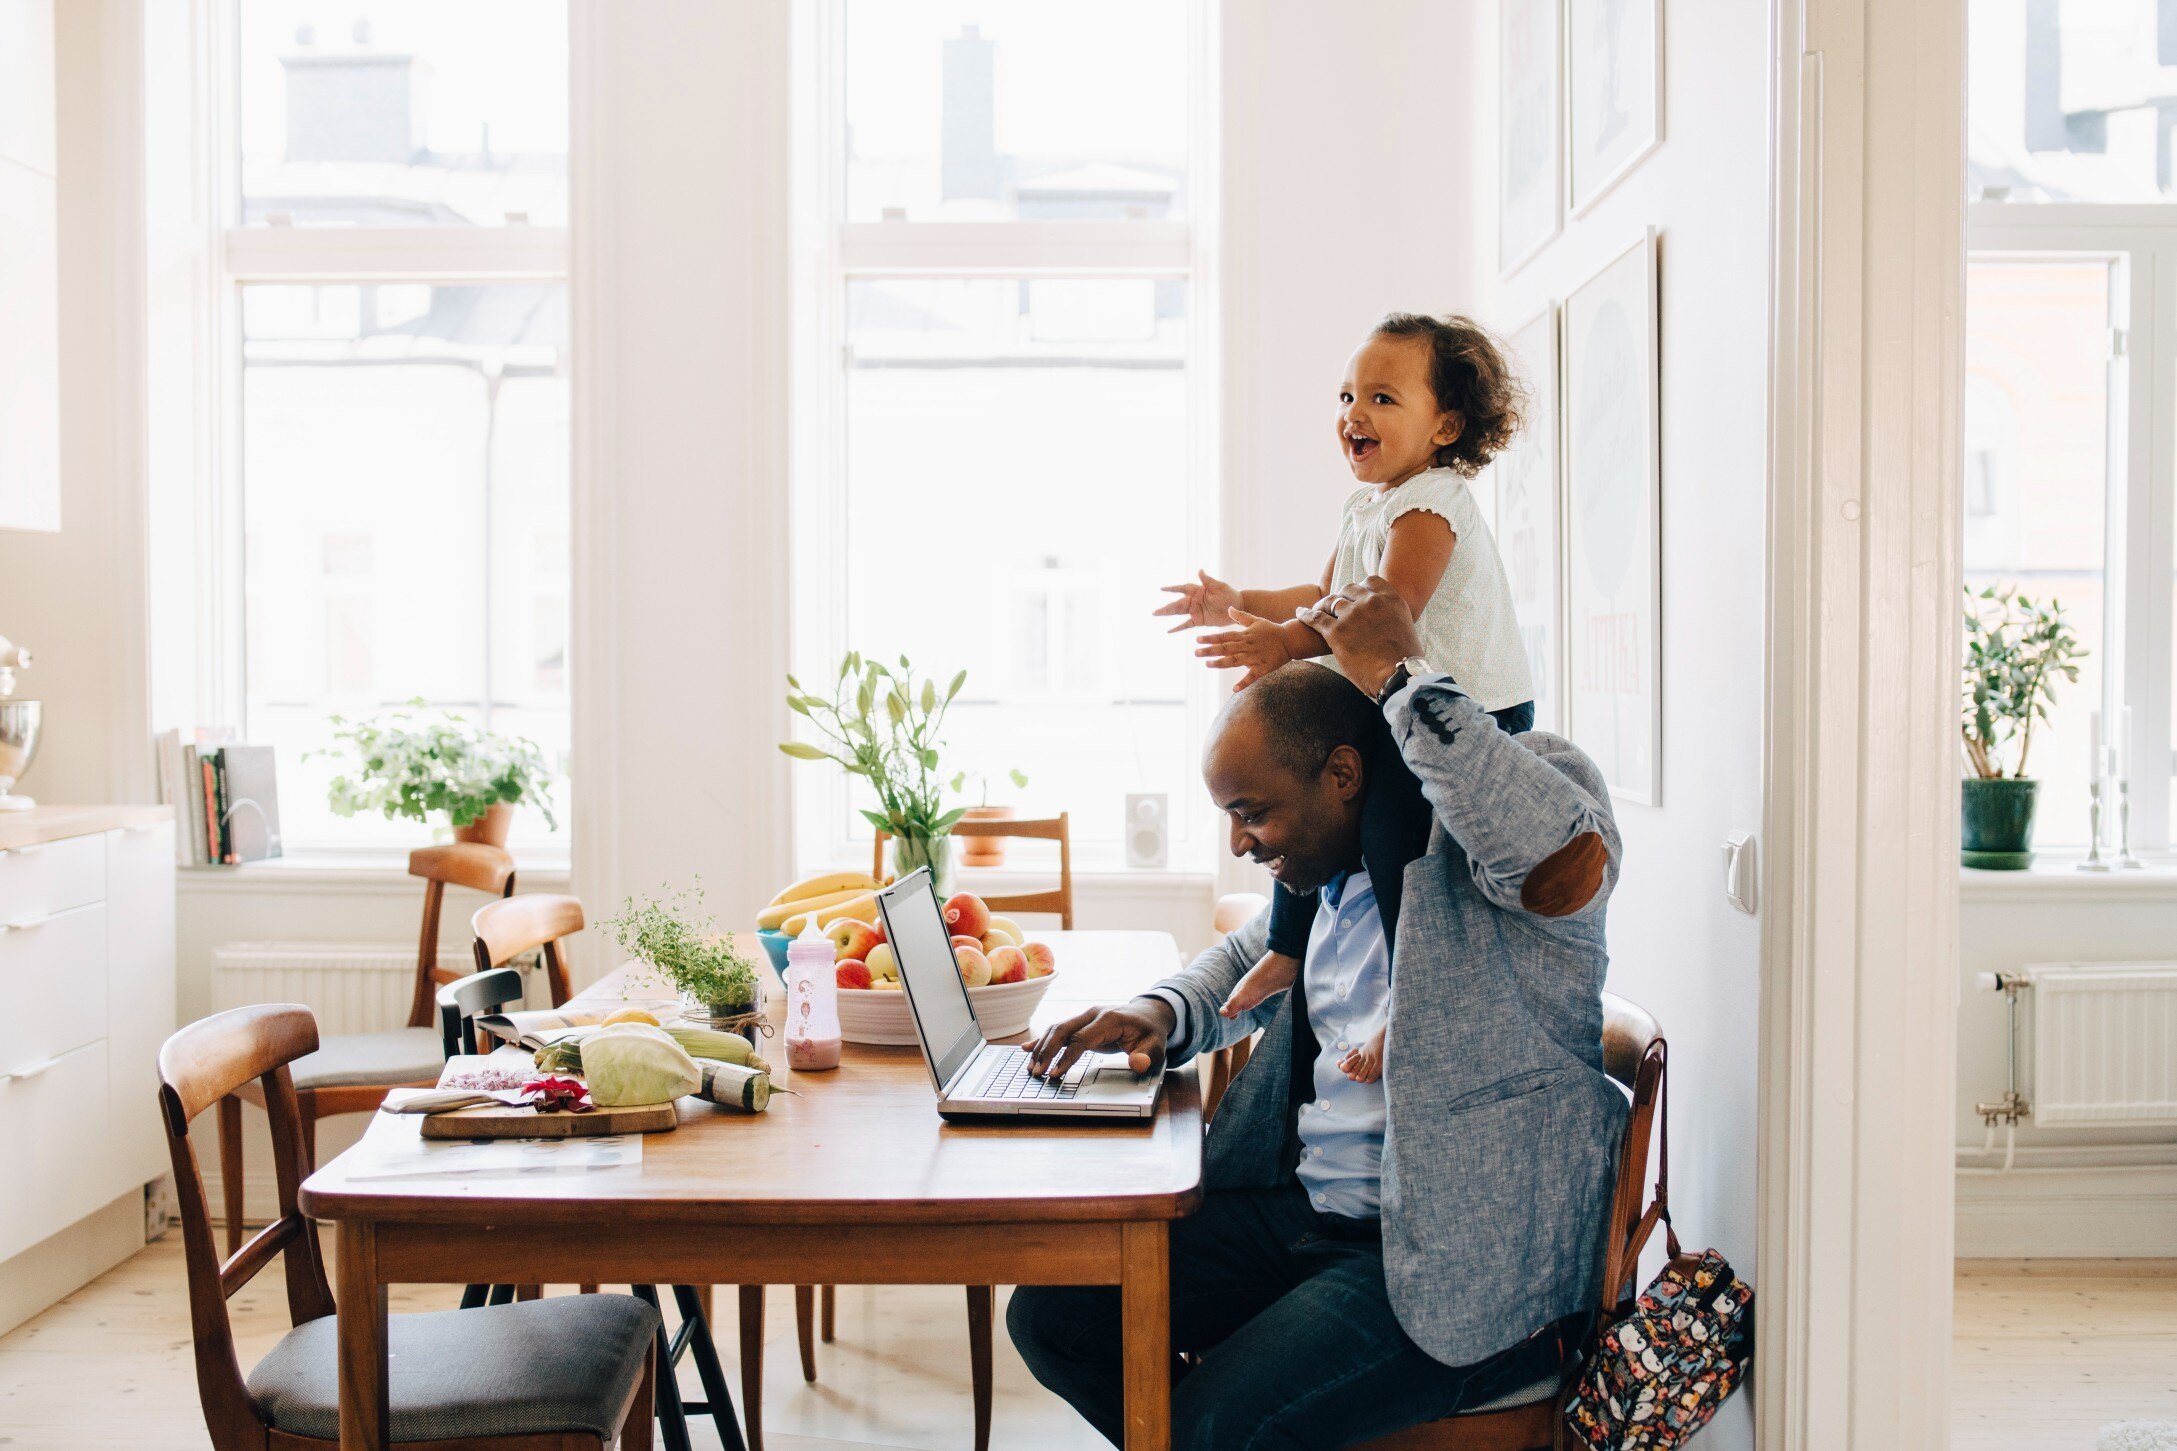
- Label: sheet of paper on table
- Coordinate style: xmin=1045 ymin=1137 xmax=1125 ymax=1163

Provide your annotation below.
xmin=344 ymin=1132 xmax=644 ymax=1181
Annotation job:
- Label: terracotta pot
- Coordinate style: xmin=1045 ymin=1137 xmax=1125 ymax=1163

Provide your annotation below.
xmin=452 ymin=802 xmax=514 ymax=847
xmin=959 ymin=805 xmax=1015 ymax=867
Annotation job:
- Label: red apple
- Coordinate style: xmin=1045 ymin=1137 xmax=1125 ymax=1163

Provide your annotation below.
xmin=825 ymin=917 xmax=881 ymax=963
xmin=1022 ymin=941 xmax=1057 ymax=979
xmin=942 ymin=893 xmax=992 ymax=939
xmin=951 ymin=935 xmax=984 ymax=952
xmin=986 ymin=945 xmax=1028 ymax=985
xmin=835 ymin=959 xmax=873 ymax=990
xmin=953 ymin=943 xmax=993 ymax=988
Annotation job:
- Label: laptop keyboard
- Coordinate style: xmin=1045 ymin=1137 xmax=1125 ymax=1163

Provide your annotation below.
xmin=976 ymin=1050 xmax=1086 ymax=1100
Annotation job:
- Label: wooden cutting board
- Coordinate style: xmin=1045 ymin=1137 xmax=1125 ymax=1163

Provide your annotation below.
xmin=420 ymin=1100 xmax=679 ymax=1139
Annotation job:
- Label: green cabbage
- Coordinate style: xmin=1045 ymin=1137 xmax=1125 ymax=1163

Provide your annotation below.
xmin=580 ymin=1022 xmax=701 ymax=1106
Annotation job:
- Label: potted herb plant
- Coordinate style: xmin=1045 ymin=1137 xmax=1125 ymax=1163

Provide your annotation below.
xmin=318 ymin=700 xmax=557 ymax=847
xmin=780 ymin=652 xmax=969 ymax=894
xmin=1960 ymin=585 xmax=2085 ymax=869
xmin=950 ymin=768 xmax=1029 ymax=867
xmin=605 ymin=882 xmax=763 ymax=1033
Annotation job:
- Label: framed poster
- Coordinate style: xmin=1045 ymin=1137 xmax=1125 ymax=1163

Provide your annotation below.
xmin=1563 ymin=231 xmax=1660 ymax=804
xmin=1494 ymin=306 xmax=1562 ymax=732
xmin=1567 ymin=0 xmax=1662 ymax=215
xmin=1499 ymin=0 xmax=1561 ymax=276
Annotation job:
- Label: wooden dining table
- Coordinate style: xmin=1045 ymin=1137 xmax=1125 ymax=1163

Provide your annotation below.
xmin=299 ymin=929 xmax=1203 ymax=1451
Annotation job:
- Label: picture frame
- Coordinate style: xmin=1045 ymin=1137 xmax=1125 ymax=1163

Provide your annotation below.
xmin=1498 ymin=0 xmax=1562 ymax=277
xmin=1567 ymin=0 xmax=1663 ymax=216
xmin=1562 ymin=230 xmax=1660 ymax=805
xmin=1494 ymin=305 xmax=1563 ymax=732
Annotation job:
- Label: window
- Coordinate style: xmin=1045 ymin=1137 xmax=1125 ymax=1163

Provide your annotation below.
xmin=215 ymin=2 xmax=572 ymax=854
xmin=791 ymin=0 xmax=1215 ymax=870
xmin=1970 ymin=0 xmax=2177 ymax=203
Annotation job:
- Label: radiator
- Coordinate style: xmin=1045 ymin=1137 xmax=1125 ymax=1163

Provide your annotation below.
xmin=2020 ymin=961 xmax=2177 ymax=1128
xmin=211 ymin=942 xmax=538 ymax=1036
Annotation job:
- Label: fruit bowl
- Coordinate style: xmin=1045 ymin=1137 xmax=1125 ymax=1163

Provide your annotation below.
xmin=835 ymin=972 xmax=1058 ymax=1046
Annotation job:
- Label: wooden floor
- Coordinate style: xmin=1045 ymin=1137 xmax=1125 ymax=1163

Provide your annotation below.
xmin=4 ymin=1239 xmax=2172 ymax=1448
xmin=1953 ymin=1259 xmax=2177 ymax=1450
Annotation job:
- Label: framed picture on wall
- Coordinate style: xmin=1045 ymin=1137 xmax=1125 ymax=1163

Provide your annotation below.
xmin=1563 ymin=230 xmax=1660 ymax=804
xmin=1498 ymin=0 xmax=1561 ymax=276
xmin=1494 ymin=306 xmax=1563 ymax=732
xmin=1567 ymin=0 xmax=1662 ymax=215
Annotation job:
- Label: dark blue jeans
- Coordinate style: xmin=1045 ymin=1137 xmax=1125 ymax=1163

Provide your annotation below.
xmin=1006 ymin=1184 xmax=1572 ymax=1450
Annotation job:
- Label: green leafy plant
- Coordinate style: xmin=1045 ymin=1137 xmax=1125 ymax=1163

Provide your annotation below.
xmin=780 ymin=652 xmax=970 ymax=844
xmin=950 ymin=767 xmax=1029 ymax=807
xmin=604 ymin=881 xmax=758 ymax=1011
xmin=1961 ymin=585 xmax=2086 ymax=780
xmin=316 ymin=700 xmax=558 ymax=829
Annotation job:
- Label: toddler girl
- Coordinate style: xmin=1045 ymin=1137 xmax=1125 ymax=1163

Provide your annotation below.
xmin=1154 ymin=312 xmax=1535 ymax=1081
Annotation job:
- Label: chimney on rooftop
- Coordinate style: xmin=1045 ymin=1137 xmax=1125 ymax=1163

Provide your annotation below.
xmin=941 ymin=24 xmax=1000 ymax=201
xmin=282 ymin=25 xmax=425 ymax=165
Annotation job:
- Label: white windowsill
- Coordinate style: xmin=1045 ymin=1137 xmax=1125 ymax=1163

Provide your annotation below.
xmin=178 ymin=849 xmax=573 ymax=895
xmin=1961 ymin=852 xmax=2177 ymax=902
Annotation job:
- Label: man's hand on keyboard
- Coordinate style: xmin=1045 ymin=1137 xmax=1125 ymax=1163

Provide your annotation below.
xmin=1024 ymin=999 xmax=1173 ymax=1082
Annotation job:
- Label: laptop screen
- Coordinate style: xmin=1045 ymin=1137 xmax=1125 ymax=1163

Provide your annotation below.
xmin=877 ymin=869 xmax=985 ymax=1092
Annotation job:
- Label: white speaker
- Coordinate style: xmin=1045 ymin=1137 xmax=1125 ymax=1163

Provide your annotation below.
xmin=1124 ymin=793 xmax=1169 ymax=869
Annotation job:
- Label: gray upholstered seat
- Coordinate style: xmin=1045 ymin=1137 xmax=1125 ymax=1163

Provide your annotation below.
xmin=248 ymin=1294 xmax=659 ymax=1442
xmin=1461 ymin=1367 xmax=1563 ymax=1415
xmin=288 ymin=1027 xmax=445 ymax=1090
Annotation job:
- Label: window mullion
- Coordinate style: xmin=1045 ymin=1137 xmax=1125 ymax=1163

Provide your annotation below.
xmin=2135 ymin=246 xmax=2177 ymax=850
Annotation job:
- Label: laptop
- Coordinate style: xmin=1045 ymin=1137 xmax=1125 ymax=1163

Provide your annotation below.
xmin=876 ymin=868 xmax=1164 ymax=1119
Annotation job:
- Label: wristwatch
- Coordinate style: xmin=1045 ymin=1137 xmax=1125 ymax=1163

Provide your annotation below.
xmin=1375 ymin=655 xmax=1433 ymax=706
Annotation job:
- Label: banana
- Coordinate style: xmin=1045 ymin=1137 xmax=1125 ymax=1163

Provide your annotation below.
xmin=781 ymin=891 xmax=879 ymax=937
xmin=764 ymin=870 xmax=880 ymax=910
xmin=755 ymin=885 xmax=867 ymax=931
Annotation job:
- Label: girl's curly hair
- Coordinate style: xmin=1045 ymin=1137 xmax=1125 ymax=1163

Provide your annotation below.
xmin=1371 ymin=312 xmax=1529 ymax=477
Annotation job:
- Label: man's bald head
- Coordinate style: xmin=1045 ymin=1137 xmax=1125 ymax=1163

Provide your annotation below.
xmin=1202 ymin=664 xmax=1381 ymax=894
xmin=1208 ymin=663 xmax=1384 ymax=779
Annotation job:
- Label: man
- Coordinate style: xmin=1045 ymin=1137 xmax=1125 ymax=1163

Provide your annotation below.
xmin=1011 ymin=577 xmax=1629 ymax=1449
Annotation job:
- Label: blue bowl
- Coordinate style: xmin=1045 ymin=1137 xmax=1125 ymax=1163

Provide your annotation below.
xmin=756 ymin=929 xmax=793 ymax=982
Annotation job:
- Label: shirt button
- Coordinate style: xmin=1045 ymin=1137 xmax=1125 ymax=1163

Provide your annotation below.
xmin=1335 ymin=1041 xmax=1347 ymax=1050
xmin=1313 ymin=1192 xmax=1327 ymax=1205
xmin=1317 ymin=1098 xmax=1330 ymax=1110
xmin=1341 ymin=918 xmax=1354 ymax=929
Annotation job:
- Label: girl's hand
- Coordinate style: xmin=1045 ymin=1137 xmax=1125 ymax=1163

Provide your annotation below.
xmin=1196 ymin=608 xmax=1295 ymax=691
xmin=1154 ymin=569 xmax=1242 ymax=633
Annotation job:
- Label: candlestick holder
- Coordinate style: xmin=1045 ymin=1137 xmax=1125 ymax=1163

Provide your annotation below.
xmin=2116 ymin=777 xmax=2144 ymax=869
xmin=2079 ymin=780 xmax=2111 ymax=871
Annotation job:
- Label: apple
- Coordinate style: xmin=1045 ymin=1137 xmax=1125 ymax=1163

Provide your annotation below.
xmin=984 ymin=915 xmax=1024 ymax=948
xmin=1022 ymin=941 xmax=1057 ymax=979
xmin=864 ymin=942 xmax=900 ymax=982
xmin=866 ymin=917 xmax=887 ymax=947
xmin=950 ymin=934 xmax=983 ymax=952
xmin=942 ymin=893 xmax=991 ymax=939
xmin=981 ymin=931 xmax=1016 ymax=955
xmin=953 ymin=943 xmax=993 ymax=989
xmin=825 ymin=917 xmax=881 ymax=963
xmin=835 ymin=959 xmax=873 ymax=990
xmin=873 ymin=978 xmax=902 ymax=990
xmin=986 ymin=945 xmax=1028 ymax=985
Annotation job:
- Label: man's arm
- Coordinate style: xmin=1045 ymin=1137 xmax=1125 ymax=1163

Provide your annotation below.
xmin=1299 ymin=577 xmax=1618 ymax=920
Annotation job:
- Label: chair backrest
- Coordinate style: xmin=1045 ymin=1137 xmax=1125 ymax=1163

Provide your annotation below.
xmin=404 ymin=843 xmax=517 ymax=1028
xmin=1595 ymin=991 xmax=1668 ymax=1312
xmin=872 ymin=813 xmax=1075 ymax=928
xmin=437 ymin=966 xmax=530 ymax=1057
xmin=157 ymin=1005 xmax=337 ymax=1447
xmin=471 ymin=892 xmax=584 ymax=1007
xmin=1211 ymin=891 xmax=1269 ymax=938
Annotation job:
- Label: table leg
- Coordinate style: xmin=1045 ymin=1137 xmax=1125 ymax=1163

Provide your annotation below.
xmin=335 ymin=1221 xmax=390 ymax=1451
xmin=1120 ymin=1221 xmax=1171 ymax=1451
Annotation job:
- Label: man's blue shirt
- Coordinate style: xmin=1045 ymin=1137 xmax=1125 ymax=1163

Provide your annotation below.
xmin=1294 ymin=868 xmax=1391 ymax=1217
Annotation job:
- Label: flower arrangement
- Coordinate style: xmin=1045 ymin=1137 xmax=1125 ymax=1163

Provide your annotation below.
xmin=316 ymin=700 xmax=558 ymax=832
xmin=604 ymin=881 xmax=760 ymax=1017
xmin=1961 ymin=585 xmax=2086 ymax=780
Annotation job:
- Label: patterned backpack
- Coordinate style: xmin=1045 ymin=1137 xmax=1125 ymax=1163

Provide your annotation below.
xmin=1563 ymin=1065 xmax=1756 ymax=1449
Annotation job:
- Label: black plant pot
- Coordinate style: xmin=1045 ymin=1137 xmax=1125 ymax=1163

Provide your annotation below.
xmin=1961 ymin=776 xmax=2039 ymax=869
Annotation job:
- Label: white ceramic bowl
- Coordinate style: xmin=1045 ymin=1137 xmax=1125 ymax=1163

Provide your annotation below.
xmin=835 ymin=971 xmax=1058 ymax=1046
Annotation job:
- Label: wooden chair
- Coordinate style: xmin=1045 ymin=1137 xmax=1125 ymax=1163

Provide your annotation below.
xmin=1345 ymin=992 xmax=1668 ymax=1451
xmin=469 ymin=894 xmax=754 ymax=1451
xmin=217 ymin=843 xmax=519 ymax=1255
xmin=158 ymin=1003 xmax=658 ymax=1450
xmin=872 ymin=811 xmax=1074 ymax=927
xmin=1203 ymin=891 xmax=1269 ymax=1119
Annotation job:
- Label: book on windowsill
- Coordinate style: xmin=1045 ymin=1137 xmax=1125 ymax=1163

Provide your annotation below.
xmin=154 ymin=727 xmax=279 ymax=865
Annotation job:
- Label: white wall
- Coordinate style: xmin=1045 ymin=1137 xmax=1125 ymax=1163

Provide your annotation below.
xmin=1475 ymin=3 xmax=1770 ymax=1444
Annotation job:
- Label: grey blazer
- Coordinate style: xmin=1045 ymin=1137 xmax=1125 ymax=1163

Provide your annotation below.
xmin=1152 ymin=674 xmax=1628 ymax=1368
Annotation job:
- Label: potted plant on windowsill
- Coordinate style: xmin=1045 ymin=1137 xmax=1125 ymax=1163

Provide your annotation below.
xmin=317 ymin=700 xmax=557 ymax=848
xmin=605 ymin=882 xmax=763 ymax=1036
xmin=780 ymin=652 xmax=968 ymax=895
xmin=950 ymin=768 xmax=1029 ymax=867
xmin=1960 ymin=585 xmax=2085 ymax=869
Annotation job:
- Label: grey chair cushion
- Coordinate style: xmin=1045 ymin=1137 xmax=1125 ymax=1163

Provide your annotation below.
xmin=1462 ymin=1367 xmax=1563 ymax=1415
xmin=290 ymin=1027 xmax=445 ymax=1090
xmin=248 ymin=1294 xmax=659 ymax=1442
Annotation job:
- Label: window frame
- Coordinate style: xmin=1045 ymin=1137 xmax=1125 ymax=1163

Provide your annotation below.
xmin=1967 ymin=202 xmax=2177 ymax=852
xmin=786 ymin=0 xmax=1222 ymax=875
xmin=194 ymin=0 xmax=575 ymax=864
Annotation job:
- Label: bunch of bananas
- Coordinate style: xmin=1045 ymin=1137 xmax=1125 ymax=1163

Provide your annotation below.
xmin=755 ymin=870 xmax=887 ymax=937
